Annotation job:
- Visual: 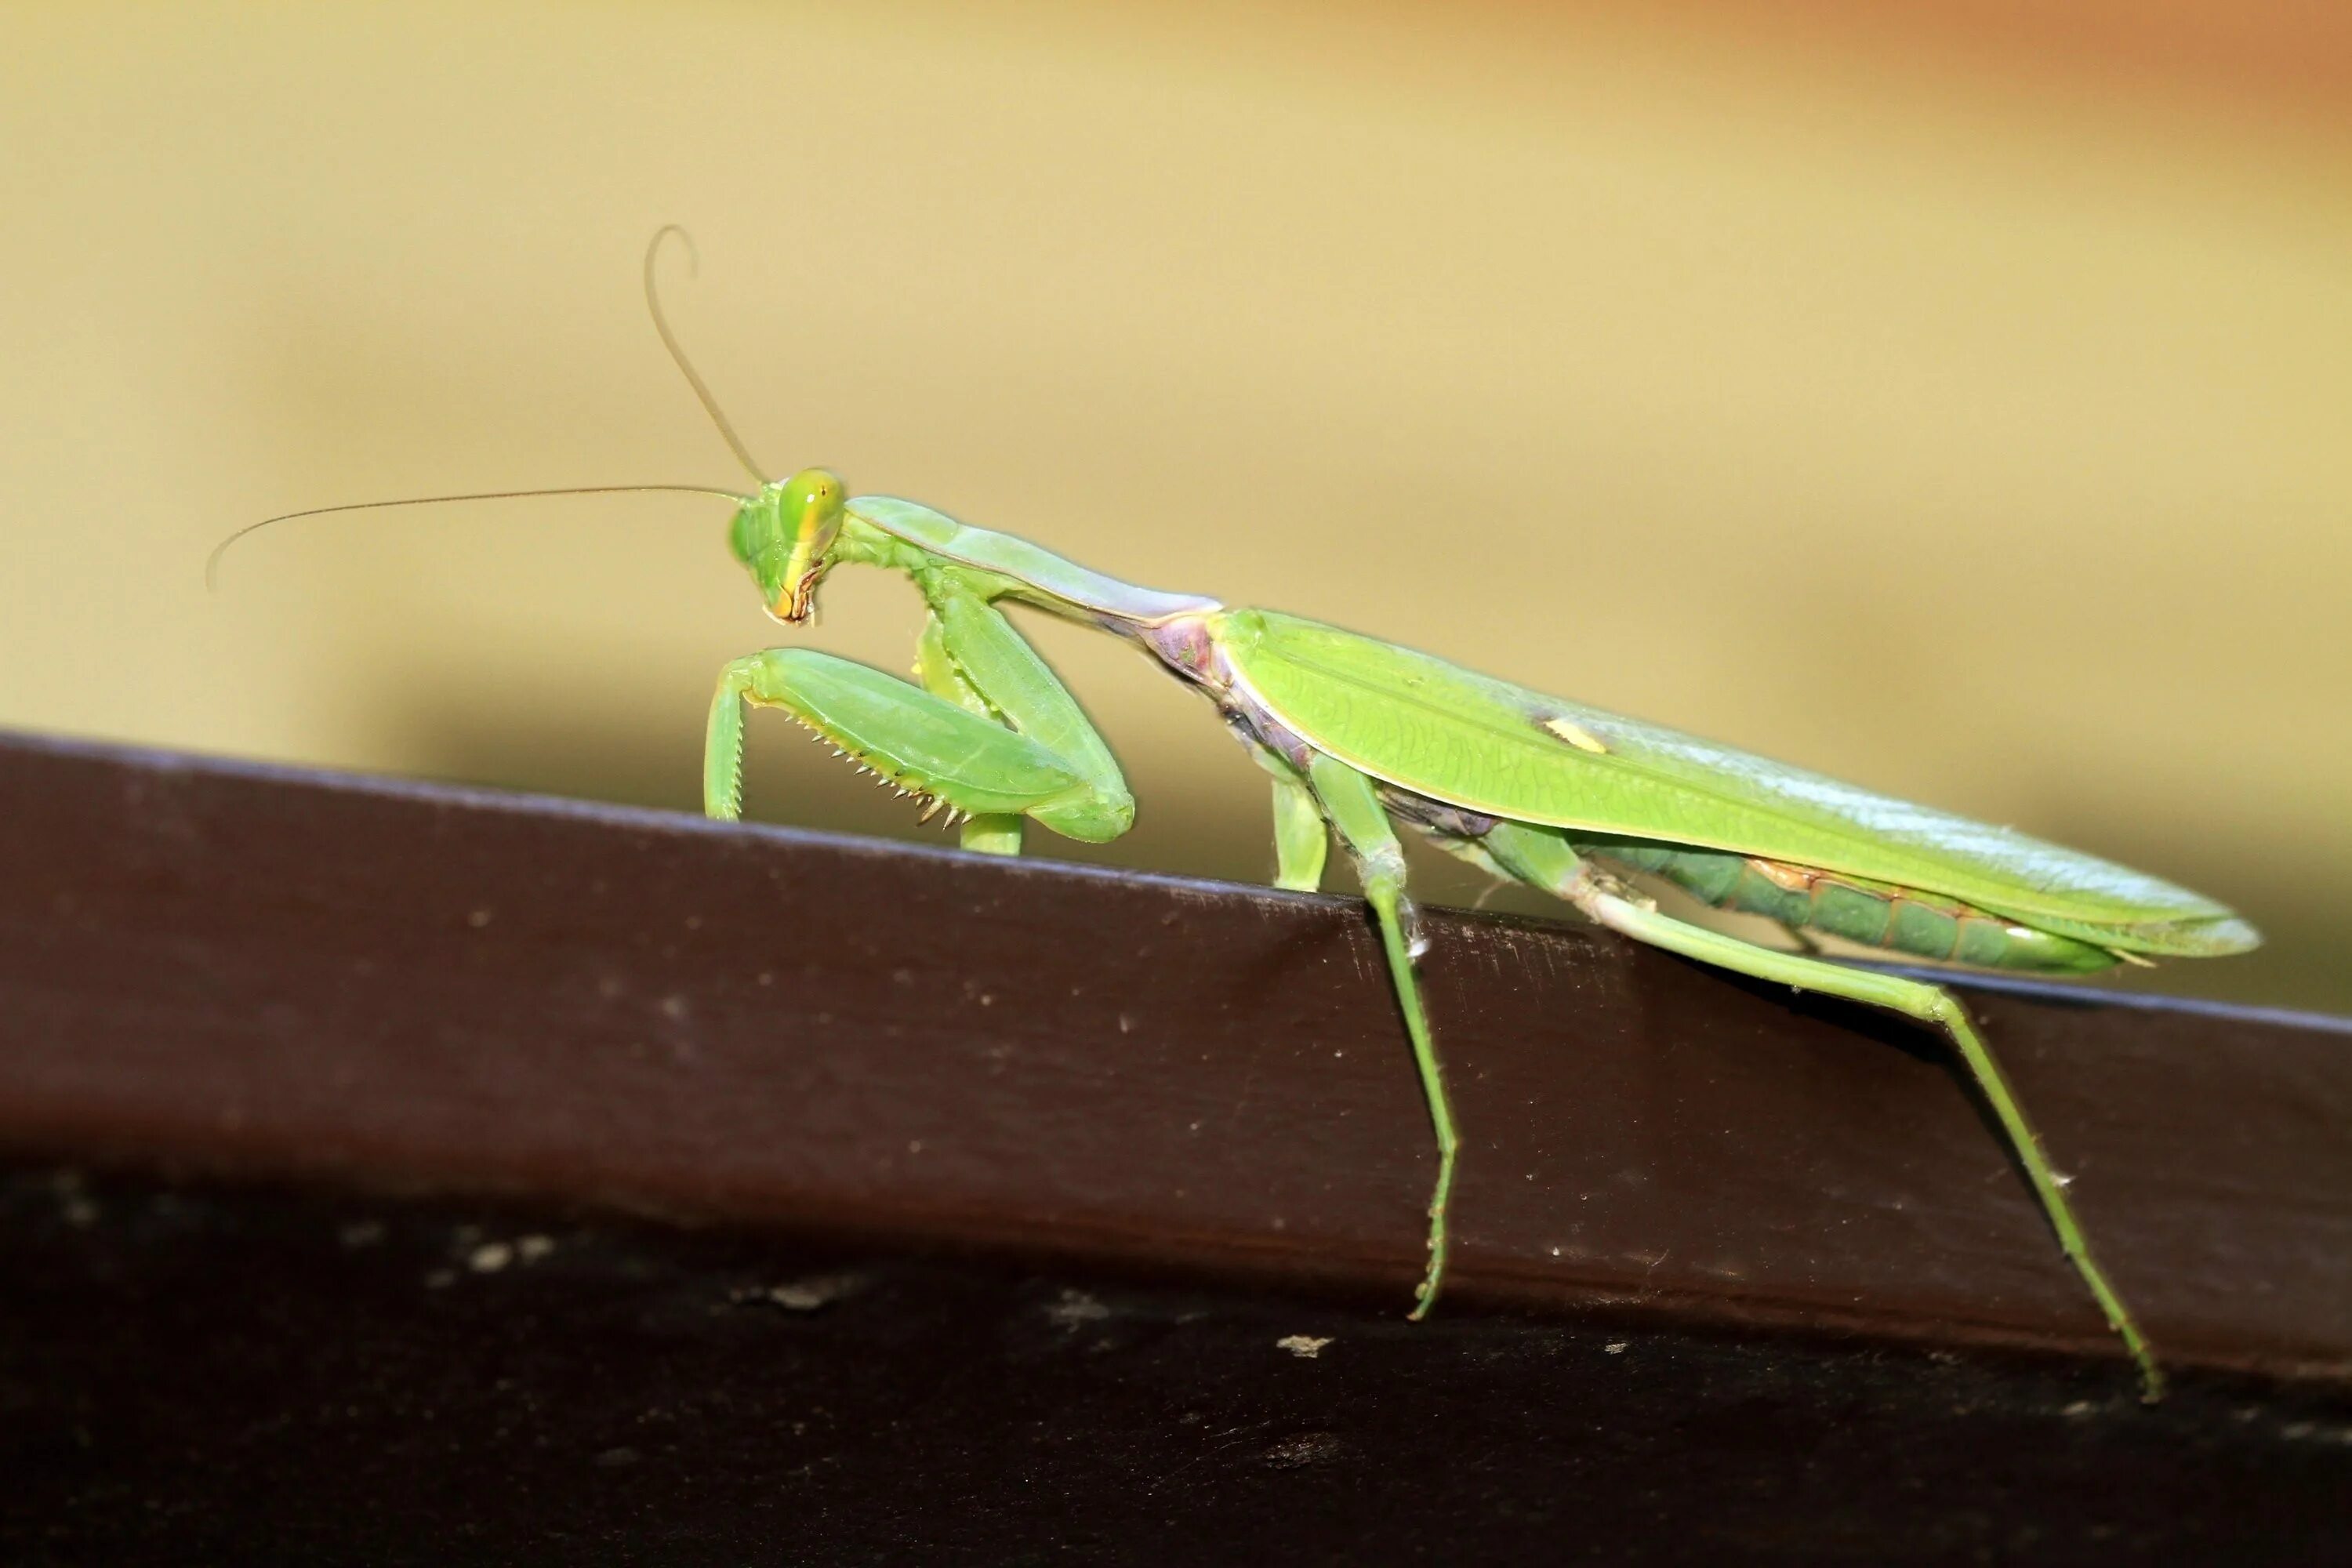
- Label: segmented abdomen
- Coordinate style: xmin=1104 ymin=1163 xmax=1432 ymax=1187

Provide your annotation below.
xmin=1577 ymin=839 xmax=2118 ymax=974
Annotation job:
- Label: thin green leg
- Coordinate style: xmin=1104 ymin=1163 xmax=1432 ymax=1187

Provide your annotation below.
xmin=1269 ymin=768 xmax=1329 ymax=892
xmin=1474 ymin=819 xmax=2160 ymax=1396
xmin=1572 ymin=874 xmax=2163 ymax=1400
xmin=1306 ymin=753 xmax=1457 ymax=1318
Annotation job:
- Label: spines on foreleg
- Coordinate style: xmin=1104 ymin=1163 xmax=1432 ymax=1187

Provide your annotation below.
xmin=704 ymin=662 xmax=752 ymax=821
xmin=709 ymin=647 xmax=1096 ymax=827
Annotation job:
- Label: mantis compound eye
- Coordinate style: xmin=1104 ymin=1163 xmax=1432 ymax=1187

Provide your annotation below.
xmin=766 ymin=468 xmax=848 ymax=622
xmin=779 ymin=467 xmax=847 ymax=532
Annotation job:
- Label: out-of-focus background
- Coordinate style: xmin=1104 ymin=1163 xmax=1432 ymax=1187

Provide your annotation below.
xmin=4 ymin=2 xmax=2347 ymax=1009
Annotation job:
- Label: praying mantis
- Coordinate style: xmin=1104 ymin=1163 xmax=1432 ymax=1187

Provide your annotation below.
xmin=220 ymin=231 xmax=2261 ymax=1400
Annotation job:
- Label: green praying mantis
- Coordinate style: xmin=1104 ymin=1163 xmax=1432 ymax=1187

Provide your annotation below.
xmin=220 ymin=230 xmax=2261 ymax=1400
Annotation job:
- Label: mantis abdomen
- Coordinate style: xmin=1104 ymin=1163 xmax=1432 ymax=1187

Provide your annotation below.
xmin=1577 ymin=839 xmax=2119 ymax=974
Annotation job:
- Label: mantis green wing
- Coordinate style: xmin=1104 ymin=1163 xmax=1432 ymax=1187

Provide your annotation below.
xmin=1213 ymin=609 xmax=2256 ymax=956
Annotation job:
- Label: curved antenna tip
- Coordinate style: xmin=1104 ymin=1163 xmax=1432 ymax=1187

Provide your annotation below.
xmin=643 ymin=227 xmax=769 ymax=487
xmin=649 ymin=223 xmax=699 ymax=275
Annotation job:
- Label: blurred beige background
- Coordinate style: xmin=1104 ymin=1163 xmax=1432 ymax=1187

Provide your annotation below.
xmin=4 ymin=2 xmax=2347 ymax=1008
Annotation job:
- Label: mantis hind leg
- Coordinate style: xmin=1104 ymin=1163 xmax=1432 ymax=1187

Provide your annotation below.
xmin=1477 ymin=821 xmax=2161 ymax=1399
xmin=1305 ymin=754 xmax=1457 ymax=1318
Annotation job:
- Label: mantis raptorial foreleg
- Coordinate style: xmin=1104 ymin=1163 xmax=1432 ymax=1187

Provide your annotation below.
xmin=1305 ymin=753 xmax=1459 ymax=1317
xmin=910 ymin=586 xmax=1134 ymax=851
xmin=913 ymin=612 xmax=1022 ymax=855
xmin=1476 ymin=819 xmax=2162 ymax=1398
xmin=710 ymin=577 xmax=1135 ymax=844
xmin=705 ymin=647 xmax=1127 ymax=838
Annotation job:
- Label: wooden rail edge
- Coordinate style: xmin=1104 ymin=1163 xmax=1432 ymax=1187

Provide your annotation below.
xmin=1 ymin=730 xmax=2344 ymax=1388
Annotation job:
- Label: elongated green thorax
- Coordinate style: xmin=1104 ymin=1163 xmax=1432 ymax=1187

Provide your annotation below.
xmin=731 ymin=480 xmax=1218 ymax=632
xmin=844 ymin=496 xmax=1220 ymax=627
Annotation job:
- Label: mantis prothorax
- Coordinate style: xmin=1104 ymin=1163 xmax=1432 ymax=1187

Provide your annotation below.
xmin=224 ymin=230 xmax=2260 ymax=1401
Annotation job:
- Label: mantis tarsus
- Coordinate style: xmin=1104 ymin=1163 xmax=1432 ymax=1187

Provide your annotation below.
xmin=223 ymin=230 xmax=2261 ymax=1401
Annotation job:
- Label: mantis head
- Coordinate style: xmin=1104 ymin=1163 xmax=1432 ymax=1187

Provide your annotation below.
xmin=731 ymin=467 xmax=848 ymax=623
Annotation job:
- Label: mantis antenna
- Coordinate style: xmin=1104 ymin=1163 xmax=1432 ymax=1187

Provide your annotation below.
xmin=204 ymin=483 xmax=750 ymax=590
xmin=644 ymin=224 xmax=770 ymax=486
xmin=209 ymin=225 xmax=782 ymax=590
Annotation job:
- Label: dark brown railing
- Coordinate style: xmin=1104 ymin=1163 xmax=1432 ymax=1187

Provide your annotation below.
xmin=3 ymin=730 xmax=2346 ymax=1559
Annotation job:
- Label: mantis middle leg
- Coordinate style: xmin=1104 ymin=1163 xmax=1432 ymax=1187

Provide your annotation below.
xmin=1305 ymin=753 xmax=1458 ymax=1317
xmin=1254 ymin=754 xmax=1328 ymax=892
